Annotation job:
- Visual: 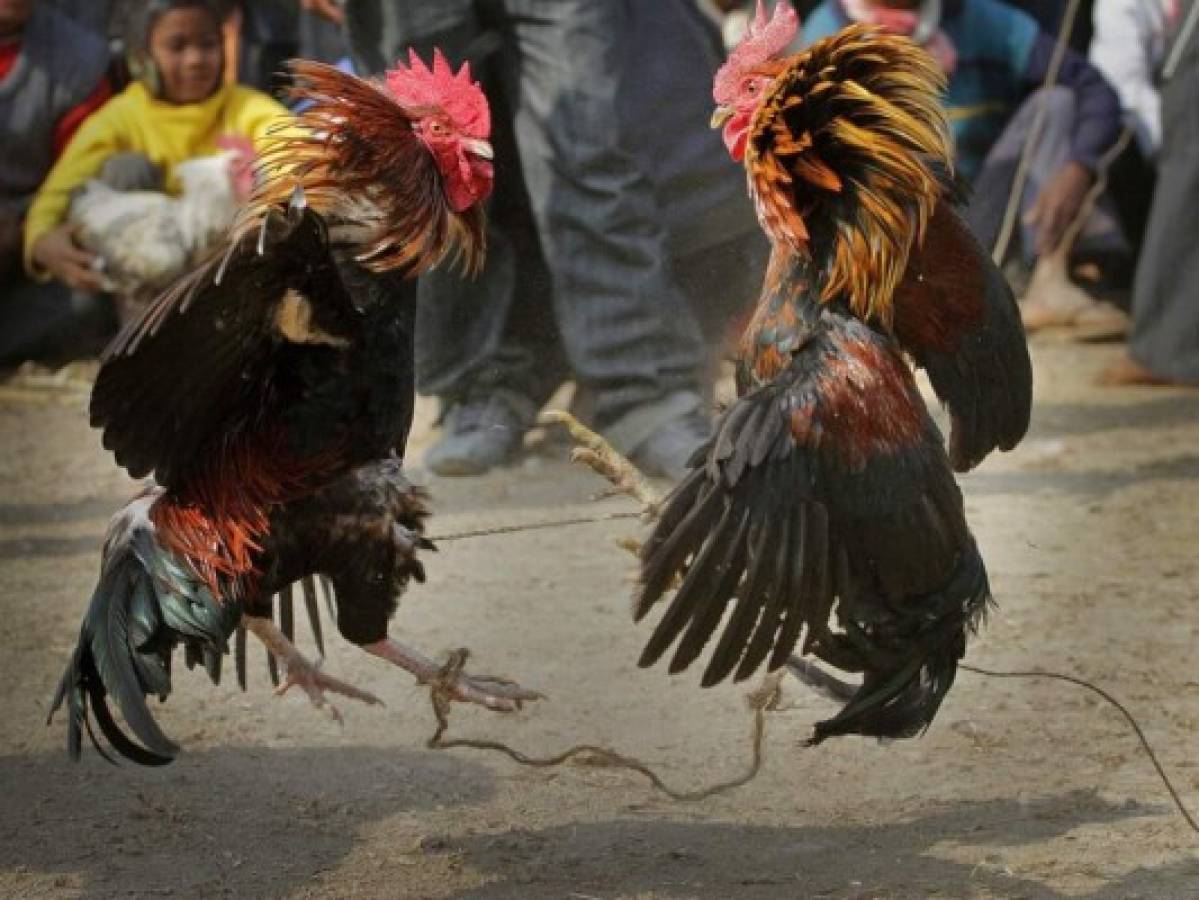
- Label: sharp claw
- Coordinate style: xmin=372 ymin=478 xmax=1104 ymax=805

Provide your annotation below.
xmin=449 ymin=674 xmax=543 ymax=712
xmin=464 ymin=675 xmax=545 ymax=703
xmin=273 ymin=652 xmax=382 ymax=714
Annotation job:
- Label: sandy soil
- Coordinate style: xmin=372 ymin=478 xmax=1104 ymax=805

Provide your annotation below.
xmin=0 ymin=339 xmax=1197 ymax=899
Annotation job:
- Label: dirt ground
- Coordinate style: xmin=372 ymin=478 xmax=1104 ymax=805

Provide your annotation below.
xmin=0 ymin=338 xmax=1197 ymax=899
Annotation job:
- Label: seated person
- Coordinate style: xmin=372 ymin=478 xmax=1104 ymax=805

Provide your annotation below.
xmin=1087 ymin=0 xmax=1175 ymax=256
xmin=0 ymin=0 xmax=111 ymax=368
xmin=802 ymin=0 xmax=1122 ymax=270
xmin=1091 ymin=0 xmax=1174 ymax=161
xmin=22 ymin=0 xmax=288 ymax=338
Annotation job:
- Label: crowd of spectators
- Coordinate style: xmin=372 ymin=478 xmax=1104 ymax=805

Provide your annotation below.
xmin=1 ymin=0 xmax=1197 ymax=477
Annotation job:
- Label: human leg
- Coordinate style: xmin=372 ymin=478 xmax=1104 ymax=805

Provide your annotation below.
xmin=1111 ymin=48 xmax=1199 ymax=386
xmin=0 ymin=272 xmax=113 ymax=369
xmin=499 ymin=0 xmax=712 ymax=475
xmin=343 ymin=2 xmax=564 ymax=474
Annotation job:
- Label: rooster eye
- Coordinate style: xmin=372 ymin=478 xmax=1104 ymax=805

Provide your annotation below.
xmin=428 ymin=120 xmax=449 ymax=137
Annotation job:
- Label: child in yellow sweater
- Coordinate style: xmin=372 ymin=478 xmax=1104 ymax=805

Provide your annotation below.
xmin=25 ymin=0 xmax=289 ymax=292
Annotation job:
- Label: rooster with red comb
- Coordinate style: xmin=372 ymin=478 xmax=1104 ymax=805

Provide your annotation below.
xmin=50 ymin=51 xmax=541 ymax=766
xmin=633 ymin=2 xmax=1032 ymax=742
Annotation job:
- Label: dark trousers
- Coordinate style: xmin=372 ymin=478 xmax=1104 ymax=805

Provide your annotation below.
xmin=0 ymin=274 xmax=111 ymax=369
xmin=1128 ymin=33 xmax=1199 ymax=383
xmin=347 ymin=0 xmax=719 ymax=449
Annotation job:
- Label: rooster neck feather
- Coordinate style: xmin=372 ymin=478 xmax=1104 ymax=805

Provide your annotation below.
xmin=746 ymin=26 xmax=952 ymax=325
xmin=250 ymin=60 xmax=485 ymax=278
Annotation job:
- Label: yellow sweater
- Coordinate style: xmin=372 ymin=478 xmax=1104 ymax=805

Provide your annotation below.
xmin=24 ymin=81 xmax=290 ymax=274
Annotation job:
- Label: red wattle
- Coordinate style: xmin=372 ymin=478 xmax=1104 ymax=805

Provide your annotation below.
xmin=723 ymin=109 xmax=753 ymax=162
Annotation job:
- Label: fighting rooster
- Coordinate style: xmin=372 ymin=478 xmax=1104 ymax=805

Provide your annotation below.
xmin=50 ymin=51 xmax=537 ymax=765
xmin=634 ymin=4 xmax=1032 ymax=743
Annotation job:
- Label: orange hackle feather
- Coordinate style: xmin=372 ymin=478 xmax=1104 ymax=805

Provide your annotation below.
xmin=745 ymin=25 xmax=952 ymax=325
xmin=251 ymin=59 xmax=486 ymax=277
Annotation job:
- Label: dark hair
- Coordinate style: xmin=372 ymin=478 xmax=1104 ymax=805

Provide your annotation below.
xmin=125 ymin=0 xmax=225 ymax=96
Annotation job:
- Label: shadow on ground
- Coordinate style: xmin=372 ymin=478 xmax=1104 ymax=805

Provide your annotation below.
xmin=0 ymin=535 xmax=100 ymax=561
xmin=1031 ymin=396 xmax=1199 ymax=439
xmin=435 ymin=792 xmax=1190 ymax=899
xmin=0 ymin=746 xmax=493 ymax=898
xmin=0 ymin=495 xmax=128 ymax=527
xmin=967 ymin=453 xmax=1199 ymax=499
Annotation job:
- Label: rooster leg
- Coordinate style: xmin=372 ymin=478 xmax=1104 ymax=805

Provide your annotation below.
xmin=786 ymin=656 xmax=857 ymax=703
xmin=363 ymin=638 xmax=542 ymax=713
xmin=242 ymin=615 xmax=383 ymax=722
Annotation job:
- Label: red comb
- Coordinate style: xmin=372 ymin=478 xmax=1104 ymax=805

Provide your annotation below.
xmin=713 ymin=0 xmax=800 ymax=103
xmin=384 ymin=48 xmax=490 ymax=139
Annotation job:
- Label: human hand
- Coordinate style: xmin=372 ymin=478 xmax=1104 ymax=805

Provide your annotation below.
xmin=1024 ymin=161 xmax=1093 ymax=256
xmin=300 ymin=0 xmax=344 ymax=26
xmin=31 ymin=223 xmax=103 ymax=292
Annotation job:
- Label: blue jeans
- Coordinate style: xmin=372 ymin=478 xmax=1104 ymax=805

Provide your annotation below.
xmin=346 ymin=0 xmax=759 ymax=449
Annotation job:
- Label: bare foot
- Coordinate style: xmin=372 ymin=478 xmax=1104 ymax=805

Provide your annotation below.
xmin=1096 ymin=352 xmax=1175 ymax=387
xmin=1071 ymin=300 xmax=1130 ymax=342
xmin=1021 ymin=250 xmax=1095 ymax=331
xmin=1019 ymin=250 xmax=1133 ymax=343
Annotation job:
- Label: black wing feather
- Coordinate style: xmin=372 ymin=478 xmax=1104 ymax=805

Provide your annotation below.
xmin=91 ymin=204 xmax=358 ymax=488
xmin=636 ymin=317 xmax=991 ymax=741
xmin=900 ymin=206 xmax=1033 ymax=473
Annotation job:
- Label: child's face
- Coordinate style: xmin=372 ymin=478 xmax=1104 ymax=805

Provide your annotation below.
xmin=149 ymin=7 xmax=223 ymax=104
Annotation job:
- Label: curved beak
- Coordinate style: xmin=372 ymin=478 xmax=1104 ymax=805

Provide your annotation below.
xmin=463 ymin=138 xmax=494 ymax=161
xmin=710 ymin=105 xmax=733 ymax=130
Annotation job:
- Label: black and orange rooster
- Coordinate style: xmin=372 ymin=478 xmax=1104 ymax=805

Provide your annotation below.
xmin=634 ymin=3 xmax=1032 ymax=743
xmin=50 ymin=51 xmax=538 ymax=765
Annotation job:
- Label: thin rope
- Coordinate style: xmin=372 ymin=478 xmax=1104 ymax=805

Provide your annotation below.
xmin=962 ymin=664 xmax=1199 ymax=835
xmin=429 ymin=510 xmax=642 ymax=543
xmin=1054 ymin=127 xmax=1132 ymax=254
xmin=425 ymin=650 xmax=779 ymax=803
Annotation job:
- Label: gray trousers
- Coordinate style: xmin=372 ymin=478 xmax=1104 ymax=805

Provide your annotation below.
xmin=965 ymin=86 xmax=1124 ymax=262
xmin=347 ymin=0 xmax=718 ymax=448
xmin=1128 ymin=32 xmax=1199 ymax=383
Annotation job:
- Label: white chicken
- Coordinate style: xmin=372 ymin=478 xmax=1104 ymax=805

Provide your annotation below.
xmin=69 ymin=142 xmax=254 ymax=322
